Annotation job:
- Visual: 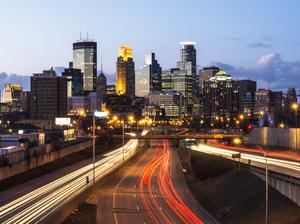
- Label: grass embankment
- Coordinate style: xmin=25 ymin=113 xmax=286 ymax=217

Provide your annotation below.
xmin=178 ymin=149 xmax=300 ymax=224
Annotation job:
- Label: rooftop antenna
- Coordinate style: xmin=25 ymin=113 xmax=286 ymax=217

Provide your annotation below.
xmin=87 ymin=31 xmax=89 ymax=41
xmin=80 ymin=31 xmax=82 ymax=41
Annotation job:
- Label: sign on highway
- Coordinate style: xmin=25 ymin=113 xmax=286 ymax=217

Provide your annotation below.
xmin=213 ymin=134 xmax=224 ymax=139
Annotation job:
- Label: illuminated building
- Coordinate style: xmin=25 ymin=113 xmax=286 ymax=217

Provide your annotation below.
xmin=254 ymin=89 xmax=271 ymax=115
xmin=116 ymin=45 xmax=135 ymax=97
xmin=62 ymin=62 xmax=84 ymax=97
xmin=198 ymin=66 xmax=220 ymax=94
xmin=96 ymin=71 xmax=107 ymax=103
xmin=30 ymin=68 xmax=67 ymax=120
xmin=162 ymin=68 xmax=189 ymax=113
xmin=2 ymin=84 xmax=23 ymax=104
xmin=176 ymin=41 xmax=196 ymax=113
xmin=203 ymin=70 xmax=239 ymax=121
xmin=135 ymin=52 xmax=162 ymax=97
xmin=106 ymin=85 xmax=116 ymax=95
xmin=147 ymin=91 xmax=183 ymax=119
xmin=239 ymin=80 xmax=257 ymax=116
xmin=73 ymin=40 xmax=97 ymax=92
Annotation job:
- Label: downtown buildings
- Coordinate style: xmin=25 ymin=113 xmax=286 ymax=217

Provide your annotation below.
xmin=73 ymin=40 xmax=97 ymax=92
xmin=203 ymin=70 xmax=240 ymax=125
xmin=135 ymin=52 xmax=162 ymax=97
xmin=116 ymin=45 xmax=135 ymax=97
xmin=30 ymin=68 xmax=67 ymax=120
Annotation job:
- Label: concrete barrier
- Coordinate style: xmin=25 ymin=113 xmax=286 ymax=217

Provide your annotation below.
xmin=248 ymin=127 xmax=300 ymax=150
xmin=0 ymin=140 xmax=92 ymax=181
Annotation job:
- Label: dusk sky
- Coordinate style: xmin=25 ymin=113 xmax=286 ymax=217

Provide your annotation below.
xmin=1 ymin=0 xmax=300 ymax=90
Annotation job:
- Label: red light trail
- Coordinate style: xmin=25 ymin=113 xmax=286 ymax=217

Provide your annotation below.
xmin=139 ymin=139 xmax=203 ymax=224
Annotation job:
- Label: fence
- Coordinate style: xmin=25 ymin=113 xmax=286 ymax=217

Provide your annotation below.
xmin=248 ymin=127 xmax=300 ymax=150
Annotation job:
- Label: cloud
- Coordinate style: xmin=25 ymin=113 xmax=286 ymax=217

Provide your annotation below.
xmin=211 ymin=53 xmax=300 ymax=91
xmin=247 ymin=41 xmax=272 ymax=49
xmin=0 ymin=72 xmax=31 ymax=91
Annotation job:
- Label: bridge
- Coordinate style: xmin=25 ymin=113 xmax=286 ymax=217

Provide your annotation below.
xmin=113 ymin=133 xmax=243 ymax=140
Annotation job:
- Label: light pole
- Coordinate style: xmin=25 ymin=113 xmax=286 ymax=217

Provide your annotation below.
xmin=92 ymin=111 xmax=108 ymax=183
xmin=122 ymin=119 xmax=125 ymax=163
xmin=92 ymin=114 xmax=96 ymax=183
xmin=292 ymin=103 xmax=298 ymax=150
xmin=256 ymin=144 xmax=269 ymax=224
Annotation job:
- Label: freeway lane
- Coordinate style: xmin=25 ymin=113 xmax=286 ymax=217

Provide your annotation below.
xmin=0 ymin=131 xmax=148 ymax=224
xmin=191 ymin=144 xmax=300 ymax=179
xmin=95 ymin=139 xmax=217 ymax=224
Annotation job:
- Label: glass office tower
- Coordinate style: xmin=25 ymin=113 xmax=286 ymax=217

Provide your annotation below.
xmin=73 ymin=41 xmax=97 ymax=92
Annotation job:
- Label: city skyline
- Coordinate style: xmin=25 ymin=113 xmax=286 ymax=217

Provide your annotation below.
xmin=1 ymin=0 xmax=300 ymax=91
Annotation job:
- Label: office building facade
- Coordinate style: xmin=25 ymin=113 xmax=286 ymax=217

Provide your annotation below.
xmin=203 ymin=70 xmax=239 ymax=120
xmin=62 ymin=62 xmax=84 ymax=97
xmin=73 ymin=41 xmax=97 ymax=92
xmin=116 ymin=45 xmax=135 ymax=97
xmin=176 ymin=42 xmax=196 ymax=112
xmin=162 ymin=68 xmax=189 ymax=114
xmin=198 ymin=66 xmax=220 ymax=94
xmin=239 ymin=80 xmax=257 ymax=117
xmin=135 ymin=52 xmax=162 ymax=97
xmin=30 ymin=68 xmax=67 ymax=120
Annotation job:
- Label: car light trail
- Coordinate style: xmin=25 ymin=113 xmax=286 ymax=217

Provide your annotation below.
xmin=139 ymin=140 xmax=203 ymax=224
xmin=191 ymin=144 xmax=300 ymax=173
xmin=0 ymin=130 xmax=148 ymax=224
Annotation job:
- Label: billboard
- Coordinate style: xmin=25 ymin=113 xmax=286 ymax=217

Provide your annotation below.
xmin=94 ymin=111 xmax=108 ymax=118
xmin=55 ymin=117 xmax=71 ymax=126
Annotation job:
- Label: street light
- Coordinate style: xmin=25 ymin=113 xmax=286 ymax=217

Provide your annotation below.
xmin=92 ymin=111 xmax=108 ymax=183
xmin=292 ymin=103 xmax=298 ymax=150
xmin=256 ymin=144 xmax=269 ymax=224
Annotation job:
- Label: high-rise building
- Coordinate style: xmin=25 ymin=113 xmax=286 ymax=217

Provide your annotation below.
xmin=96 ymin=71 xmax=107 ymax=104
xmin=73 ymin=40 xmax=97 ymax=92
xmin=254 ymin=89 xmax=271 ymax=115
xmin=135 ymin=52 xmax=162 ymax=97
xmin=62 ymin=62 xmax=84 ymax=97
xmin=162 ymin=68 xmax=189 ymax=113
xmin=30 ymin=68 xmax=67 ymax=120
xmin=2 ymin=84 xmax=23 ymax=104
xmin=239 ymin=80 xmax=257 ymax=117
xmin=107 ymin=85 xmax=116 ymax=95
xmin=176 ymin=42 xmax=196 ymax=112
xmin=147 ymin=91 xmax=183 ymax=119
xmin=203 ymin=70 xmax=239 ymax=120
xmin=116 ymin=45 xmax=135 ymax=97
xmin=286 ymin=87 xmax=297 ymax=108
xmin=198 ymin=66 xmax=220 ymax=94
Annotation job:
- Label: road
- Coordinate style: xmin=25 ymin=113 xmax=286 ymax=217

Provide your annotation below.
xmin=0 ymin=131 xmax=147 ymax=224
xmin=94 ymin=139 xmax=217 ymax=224
xmin=191 ymin=144 xmax=300 ymax=178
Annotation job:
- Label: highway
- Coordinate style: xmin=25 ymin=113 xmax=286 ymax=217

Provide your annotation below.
xmin=191 ymin=144 xmax=300 ymax=179
xmin=0 ymin=131 xmax=147 ymax=224
xmin=96 ymin=139 xmax=217 ymax=224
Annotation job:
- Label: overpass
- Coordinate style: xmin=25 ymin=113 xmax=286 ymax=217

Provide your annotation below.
xmin=113 ymin=133 xmax=243 ymax=140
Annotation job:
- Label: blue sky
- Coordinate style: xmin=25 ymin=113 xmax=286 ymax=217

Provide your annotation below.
xmin=0 ymin=0 xmax=300 ymax=90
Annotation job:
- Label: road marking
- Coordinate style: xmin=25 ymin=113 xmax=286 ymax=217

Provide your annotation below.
xmin=113 ymin=174 xmax=127 ymax=224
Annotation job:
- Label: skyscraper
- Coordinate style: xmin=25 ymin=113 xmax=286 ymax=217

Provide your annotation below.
xmin=30 ymin=68 xmax=67 ymax=120
xmin=177 ymin=41 xmax=196 ymax=113
xmin=239 ymin=80 xmax=257 ymax=116
xmin=96 ymin=71 xmax=107 ymax=103
xmin=116 ymin=45 xmax=135 ymax=97
xmin=135 ymin=52 xmax=162 ymax=97
xmin=73 ymin=40 xmax=97 ymax=92
xmin=198 ymin=66 xmax=220 ymax=94
xmin=62 ymin=62 xmax=84 ymax=97
xmin=203 ymin=70 xmax=239 ymax=120
xmin=162 ymin=68 xmax=189 ymax=114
